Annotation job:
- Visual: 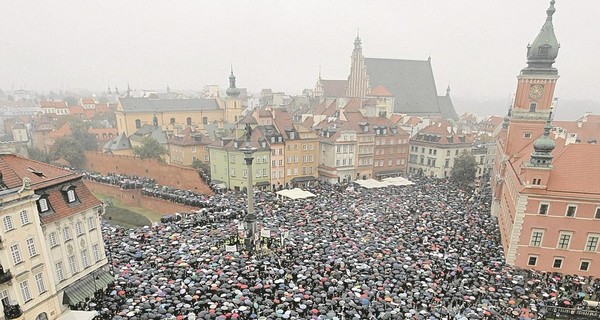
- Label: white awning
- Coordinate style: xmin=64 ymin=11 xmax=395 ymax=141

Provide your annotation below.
xmin=57 ymin=310 xmax=98 ymax=320
xmin=354 ymin=177 xmax=415 ymax=189
xmin=276 ymin=188 xmax=316 ymax=200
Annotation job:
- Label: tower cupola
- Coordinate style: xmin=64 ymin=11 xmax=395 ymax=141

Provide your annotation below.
xmin=524 ymin=0 xmax=560 ymax=74
xmin=226 ymin=66 xmax=240 ymax=97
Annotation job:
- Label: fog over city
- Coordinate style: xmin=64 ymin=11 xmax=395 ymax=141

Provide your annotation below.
xmin=1 ymin=0 xmax=599 ymax=118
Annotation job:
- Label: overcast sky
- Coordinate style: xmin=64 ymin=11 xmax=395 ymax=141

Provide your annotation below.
xmin=1 ymin=0 xmax=599 ymax=112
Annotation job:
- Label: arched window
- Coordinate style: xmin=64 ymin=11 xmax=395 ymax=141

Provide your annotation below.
xmin=202 ymin=117 xmax=208 ymax=125
xmin=3 ymin=216 xmax=14 ymax=232
xmin=186 ymin=117 xmax=192 ymax=125
xmin=36 ymin=312 xmax=48 ymax=320
xmin=135 ymin=119 xmax=142 ymax=129
xmin=170 ymin=118 xmax=176 ymax=125
xmin=529 ymin=102 xmax=537 ymax=113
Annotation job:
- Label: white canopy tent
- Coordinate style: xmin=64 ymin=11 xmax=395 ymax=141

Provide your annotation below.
xmin=382 ymin=176 xmax=415 ymax=186
xmin=354 ymin=177 xmax=415 ymax=189
xmin=353 ymin=179 xmax=387 ymax=189
xmin=276 ymin=188 xmax=317 ymax=200
xmin=57 ymin=310 xmax=98 ymax=320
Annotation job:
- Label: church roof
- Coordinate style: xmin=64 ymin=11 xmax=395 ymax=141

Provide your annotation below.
xmin=104 ymin=132 xmax=132 ymax=151
xmin=437 ymin=95 xmax=459 ymax=120
xmin=119 ymin=97 xmax=221 ymax=113
xmin=364 ymin=58 xmax=449 ymax=117
xmin=321 ymin=80 xmax=347 ymax=98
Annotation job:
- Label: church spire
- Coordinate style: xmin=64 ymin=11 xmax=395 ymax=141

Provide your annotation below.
xmin=446 ymin=84 xmax=451 ymax=96
xmin=226 ymin=66 xmax=240 ymax=97
xmin=354 ymin=28 xmax=361 ymax=49
xmin=524 ymin=0 xmax=560 ymax=74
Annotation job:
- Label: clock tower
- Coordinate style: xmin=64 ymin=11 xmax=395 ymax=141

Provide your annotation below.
xmin=505 ymin=0 xmax=560 ymax=157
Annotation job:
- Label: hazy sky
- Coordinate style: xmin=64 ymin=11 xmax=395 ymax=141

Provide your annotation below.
xmin=1 ymin=0 xmax=599 ymax=109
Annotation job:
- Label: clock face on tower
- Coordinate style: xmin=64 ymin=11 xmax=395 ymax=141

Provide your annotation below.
xmin=529 ymin=84 xmax=544 ymax=99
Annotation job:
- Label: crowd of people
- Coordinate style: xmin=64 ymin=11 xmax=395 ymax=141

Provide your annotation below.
xmin=73 ymin=174 xmax=600 ymax=319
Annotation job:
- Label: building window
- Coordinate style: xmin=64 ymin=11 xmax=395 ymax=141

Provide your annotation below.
xmin=49 ymin=232 xmax=58 ymax=247
xmin=538 ymin=203 xmax=549 ymax=215
xmin=230 ymin=168 xmax=236 ymax=177
xmin=523 ymin=132 xmax=532 ymax=139
xmin=3 ymin=216 xmax=14 ymax=232
xmin=135 ymin=119 xmax=142 ymax=129
xmin=529 ymin=102 xmax=537 ymax=113
xmin=595 ymin=208 xmax=600 ymax=219
xmin=557 ymin=233 xmax=572 ymax=249
xmin=255 ymin=169 xmax=261 ymax=178
xmin=63 ymin=227 xmax=72 ymax=241
xmin=580 ymin=260 xmax=591 ymax=272
xmin=530 ymin=230 xmax=544 ymax=247
xmin=202 ymin=117 xmax=208 ymax=125
xmin=19 ymin=280 xmax=32 ymax=302
xmin=170 ymin=118 xmax=175 ymax=125
xmin=527 ymin=256 xmax=538 ymax=266
xmin=75 ymin=221 xmax=84 ymax=236
xmin=10 ymin=244 xmax=22 ymax=264
xmin=585 ymin=235 xmax=599 ymax=252
xmin=263 ymin=168 xmax=267 ymax=177
xmin=293 ymin=168 xmax=298 ymax=176
xmin=38 ymin=198 xmax=49 ymax=212
xmin=68 ymin=255 xmax=77 ymax=275
xmin=19 ymin=210 xmax=30 ymax=225
xmin=92 ymin=244 xmax=100 ymax=262
xmin=56 ymin=261 xmax=64 ymax=282
xmin=565 ymin=205 xmax=577 ymax=217
xmin=67 ymin=189 xmax=77 ymax=203
xmin=81 ymin=250 xmax=90 ymax=268
xmin=35 ymin=273 xmax=46 ymax=294
xmin=553 ymin=257 xmax=563 ymax=269
xmin=26 ymin=237 xmax=37 ymax=257
xmin=87 ymin=217 xmax=96 ymax=231
xmin=186 ymin=117 xmax=192 ymax=125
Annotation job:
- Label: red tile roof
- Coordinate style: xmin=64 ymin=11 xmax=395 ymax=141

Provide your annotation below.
xmin=48 ymin=123 xmax=72 ymax=138
xmin=0 ymin=154 xmax=101 ymax=224
xmin=368 ymin=84 xmax=394 ymax=97
xmin=0 ymin=154 xmax=81 ymax=189
xmin=544 ymin=143 xmax=600 ymax=195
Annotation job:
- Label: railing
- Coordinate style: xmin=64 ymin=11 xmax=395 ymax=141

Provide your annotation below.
xmin=0 ymin=269 xmax=12 ymax=284
xmin=2 ymin=300 xmax=23 ymax=320
xmin=546 ymin=306 xmax=600 ymax=319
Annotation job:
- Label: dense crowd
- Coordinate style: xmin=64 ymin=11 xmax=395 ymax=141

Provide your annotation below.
xmin=73 ymin=175 xmax=600 ymax=319
xmin=82 ymin=172 xmax=215 ymax=208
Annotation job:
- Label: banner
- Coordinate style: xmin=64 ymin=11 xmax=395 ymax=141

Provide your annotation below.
xmin=261 ymin=228 xmax=271 ymax=238
xmin=225 ymin=245 xmax=237 ymax=252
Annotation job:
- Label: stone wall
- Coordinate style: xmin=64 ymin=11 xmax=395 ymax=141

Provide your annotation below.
xmin=85 ymin=180 xmax=197 ymax=215
xmin=83 ymin=152 xmax=212 ymax=194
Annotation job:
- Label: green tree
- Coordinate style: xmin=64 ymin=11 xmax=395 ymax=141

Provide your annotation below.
xmin=49 ymin=136 xmax=85 ymax=168
xmin=450 ymin=151 xmax=478 ymax=190
xmin=132 ymin=137 xmax=168 ymax=162
xmin=68 ymin=117 xmax=98 ymax=151
xmin=27 ymin=147 xmax=50 ymax=163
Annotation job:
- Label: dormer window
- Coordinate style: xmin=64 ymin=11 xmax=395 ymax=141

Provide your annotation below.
xmin=67 ymin=190 xmax=76 ymax=203
xmin=61 ymin=185 xmax=78 ymax=204
xmin=38 ymin=197 xmax=50 ymax=213
xmin=290 ymin=132 xmax=295 ymax=139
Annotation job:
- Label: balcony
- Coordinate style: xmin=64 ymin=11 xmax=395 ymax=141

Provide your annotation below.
xmin=0 ymin=269 xmax=12 ymax=284
xmin=2 ymin=300 xmax=23 ymax=320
